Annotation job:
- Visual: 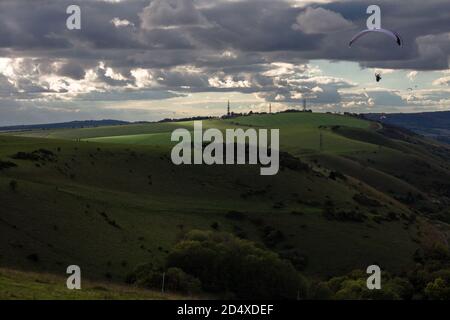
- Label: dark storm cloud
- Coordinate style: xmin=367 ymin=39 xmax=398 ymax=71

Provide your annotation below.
xmin=0 ymin=0 xmax=450 ymax=125
xmin=0 ymin=0 xmax=449 ymax=69
xmin=320 ymin=0 xmax=450 ymax=70
xmin=140 ymin=0 xmax=210 ymax=29
xmin=57 ymin=62 xmax=86 ymax=80
xmin=77 ymin=89 xmax=183 ymax=102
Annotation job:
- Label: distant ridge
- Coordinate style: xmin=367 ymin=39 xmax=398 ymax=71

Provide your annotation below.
xmin=363 ymin=110 xmax=450 ymax=144
xmin=0 ymin=120 xmax=131 ymax=132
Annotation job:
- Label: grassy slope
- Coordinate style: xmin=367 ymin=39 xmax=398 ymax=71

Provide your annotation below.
xmin=1 ymin=112 xmax=450 ymax=296
xmin=10 ymin=122 xmax=191 ymax=140
xmin=77 ymin=113 xmax=450 ymax=211
xmin=0 ymin=268 xmax=183 ymax=300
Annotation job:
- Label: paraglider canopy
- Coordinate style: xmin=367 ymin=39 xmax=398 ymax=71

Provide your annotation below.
xmin=349 ymin=28 xmax=403 ymax=47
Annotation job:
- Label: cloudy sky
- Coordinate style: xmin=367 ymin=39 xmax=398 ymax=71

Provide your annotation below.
xmin=1 ymin=0 xmax=450 ymax=125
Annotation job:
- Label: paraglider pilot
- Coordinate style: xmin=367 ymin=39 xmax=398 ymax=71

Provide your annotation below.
xmin=375 ymin=73 xmax=382 ymax=82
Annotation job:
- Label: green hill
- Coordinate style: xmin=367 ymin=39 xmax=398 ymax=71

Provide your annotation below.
xmin=1 ymin=112 xmax=450 ymax=298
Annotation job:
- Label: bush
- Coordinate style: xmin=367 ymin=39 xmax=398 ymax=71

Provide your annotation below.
xmin=0 ymin=160 xmax=17 ymax=171
xmin=166 ymin=230 xmax=307 ymax=299
xmin=425 ymin=278 xmax=450 ymax=300
xmin=210 ymin=222 xmax=220 ymax=230
xmin=127 ymin=264 xmax=201 ymax=295
xmin=279 ymin=152 xmax=310 ymax=172
xmin=261 ymin=226 xmax=285 ymax=247
xmin=329 ymin=171 xmax=346 ymax=181
xmin=12 ymin=149 xmax=56 ymax=162
xmin=12 ymin=152 xmax=40 ymax=161
xmin=166 ymin=268 xmax=202 ymax=295
xmin=424 ymin=268 xmax=450 ymax=300
xmin=280 ymin=249 xmax=308 ymax=271
xmin=326 ymin=270 xmax=413 ymax=300
xmin=126 ymin=263 xmax=156 ymax=285
xmin=308 ymin=282 xmax=333 ymax=300
xmin=424 ymin=243 xmax=450 ymax=261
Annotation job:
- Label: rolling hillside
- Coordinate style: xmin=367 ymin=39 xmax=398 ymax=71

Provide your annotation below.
xmin=0 ymin=120 xmax=130 ymax=133
xmin=365 ymin=111 xmax=450 ymax=144
xmin=1 ymin=112 xmax=450 ymax=298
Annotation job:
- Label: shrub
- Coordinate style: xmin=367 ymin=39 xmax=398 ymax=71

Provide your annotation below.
xmin=308 ymin=282 xmax=333 ymax=300
xmin=279 ymin=152 xmax=310 ymax=172
xmin=0 ymin=160 xmax=17 ymax=170
xmin=326 ymin=270 xmax=413 ymax=300
xmin=166 ymin=267 xmax=202 ymax=295
xmin=329 ymin=171 xmax=346 ymax=180
xmin=424 ymin=243 xmax=450 ymax=261
xmin=12 ymin=149 xmax=56 ymax=162
xmin=127 ymin=264 xmax=201 ymax=295
xmin=425 ymin=278 xmax=450 ymax=300
xmin=12 ymin=152 xmax=40 ymax=161
xmin=280 ymin=249 xmax=308 ymax=271
xmin=424 ymin=268 xmax=450 ymax=300
xmin=126 ymin=263 xmax=160 ymax=287
xmin=261 ymin=226 xmax=285 ymax=247
xmin=210 ymin=222 xmax=220 ymax=230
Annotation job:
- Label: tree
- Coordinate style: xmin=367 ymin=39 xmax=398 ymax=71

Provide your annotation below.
xmin=127 ymin=264 xmax=201 ymax=295
xmin=166 ymin=267 xmax=202 ymax=295
xmin=327 ymin=270 xmax=413 ymax=300
xmin=166 ymin=230 xmax=307 ymax=299
xmin=425 ymin=278 xmax=450 ymax=300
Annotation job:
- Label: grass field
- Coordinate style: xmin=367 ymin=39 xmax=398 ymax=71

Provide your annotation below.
xmin=0 ymin=268 xmax=185 ymax=300
xmin=15 ymin=113 xmax=374 ymax=152
xmin=1 ymin=111 xmax=450 ymax=298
